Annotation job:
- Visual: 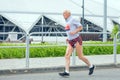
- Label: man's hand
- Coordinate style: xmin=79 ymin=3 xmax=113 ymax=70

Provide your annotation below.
xmin=69 ymin=31 xmax=76 ymax=35
xmin=66 ymin=39 xmax=69 ymax=43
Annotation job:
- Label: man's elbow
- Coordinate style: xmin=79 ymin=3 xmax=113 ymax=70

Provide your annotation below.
xmin=79 ymin=26 xmax=83 ymax=31
xmin=81 ymin=26 xmax=83 ymax=30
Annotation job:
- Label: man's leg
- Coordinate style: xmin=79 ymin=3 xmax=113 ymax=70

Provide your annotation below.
xmin=65 ymin=44 xmax=73 ymax=72
xmin=76 ymin=42 xmax=91 ymax=66
xmin=75 ymin=42 xmax=95 ymax=75
xmin=59 ymin=44 xmax=73 ymax=76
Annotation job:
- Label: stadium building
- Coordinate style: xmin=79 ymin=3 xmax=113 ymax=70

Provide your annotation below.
xmin=0 ymin=0 xmax=120 ymax=42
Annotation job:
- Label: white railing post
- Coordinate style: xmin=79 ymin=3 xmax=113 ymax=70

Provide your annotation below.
xmin=72 ymin=48 xmax=76 ymax=66
xmin=26 ymin=33 xmax=30 ymax=68
xmin=113 ymin=31 xmax=120 ymax=65
xmin=113 ymin=35 xmax=117 ymax=64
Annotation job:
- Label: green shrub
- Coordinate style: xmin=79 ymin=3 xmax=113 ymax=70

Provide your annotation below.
xmin=0 ymin=48 xmax=25 ymax=59
xmin=0 ymin=42 xmax=120 ymax=59
xmin=83 ymin=46 xmax=113 ymax=55
xmin=30 ymin=46 xmax=66 ymax=58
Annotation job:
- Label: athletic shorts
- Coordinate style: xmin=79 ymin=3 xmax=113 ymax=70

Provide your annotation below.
xmin=68 ymin=36 xmax=82 ymax=48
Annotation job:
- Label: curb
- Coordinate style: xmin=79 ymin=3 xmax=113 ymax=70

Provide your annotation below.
xmin=0 ymin=63 xmax=120 ymax=75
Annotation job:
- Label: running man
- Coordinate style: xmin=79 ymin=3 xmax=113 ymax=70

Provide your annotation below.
xmin=59 ymin=10 xmax=95 ymax=77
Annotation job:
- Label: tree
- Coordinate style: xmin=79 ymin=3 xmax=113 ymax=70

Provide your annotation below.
xmin=111 ymin=24 xmax=119 ymax=38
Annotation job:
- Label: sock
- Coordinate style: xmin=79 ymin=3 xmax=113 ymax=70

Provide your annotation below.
xmin=65 ymin=70 xmax=69 ymax=73
xmin=89 ymin=64 xmax=93 ymax=68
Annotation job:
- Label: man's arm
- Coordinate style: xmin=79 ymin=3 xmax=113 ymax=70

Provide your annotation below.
xmin=70 ymin=26 xmax=82 ymax=35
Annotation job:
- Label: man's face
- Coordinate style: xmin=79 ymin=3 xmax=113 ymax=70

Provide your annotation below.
xmin=63 ymin=12 xmax=70 ymax=20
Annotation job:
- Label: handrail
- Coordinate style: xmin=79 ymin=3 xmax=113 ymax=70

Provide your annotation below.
xmin=0 ymin=31 xmax=118 ymax=68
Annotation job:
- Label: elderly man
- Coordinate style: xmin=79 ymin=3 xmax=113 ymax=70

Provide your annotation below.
xmin=59 ymin=10 xmax=95 ymax=77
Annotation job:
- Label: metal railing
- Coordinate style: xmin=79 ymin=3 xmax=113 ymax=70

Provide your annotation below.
xmin=27 ymin=32 xmax=117 ymax=67
xmin=0 ymin=32 xmax=119 ymax=68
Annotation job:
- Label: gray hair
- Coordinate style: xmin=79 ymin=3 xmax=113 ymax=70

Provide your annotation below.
xmin=63 ymin=10 xmax=71 ymax=15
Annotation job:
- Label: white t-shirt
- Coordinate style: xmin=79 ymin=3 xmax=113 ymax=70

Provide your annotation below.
xmin=65 ymin=16 xmax=82 ymax=40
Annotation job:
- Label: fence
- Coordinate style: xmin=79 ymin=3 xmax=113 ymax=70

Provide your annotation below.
xmin=0 ymin=32 xmax=119 ymax=68
xmin=28 ymin=32 xmax=119 ymax=67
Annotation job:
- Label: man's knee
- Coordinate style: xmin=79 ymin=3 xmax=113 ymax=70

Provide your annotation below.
xmin=65 ymin=53 xmax=71 ymax=60
xmin=78 ymin=56 xmax=84 ymax=60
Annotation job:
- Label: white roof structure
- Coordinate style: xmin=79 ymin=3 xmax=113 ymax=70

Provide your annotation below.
xmin=0 ymin=0 xmax=120 ymax=33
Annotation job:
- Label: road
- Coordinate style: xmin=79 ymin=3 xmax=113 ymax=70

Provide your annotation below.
xmin=0 ymin=68 xmax=120 ymax=80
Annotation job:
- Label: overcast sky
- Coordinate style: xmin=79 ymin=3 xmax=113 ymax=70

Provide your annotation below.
xmin=93 ymin=0 xmax=120 ymax=10
xmin=73 ymin=0 xmax=120 ymax=11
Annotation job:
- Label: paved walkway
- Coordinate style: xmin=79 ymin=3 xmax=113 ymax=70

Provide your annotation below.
xmin=0 ymin=54 xmax=120 ymax=70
